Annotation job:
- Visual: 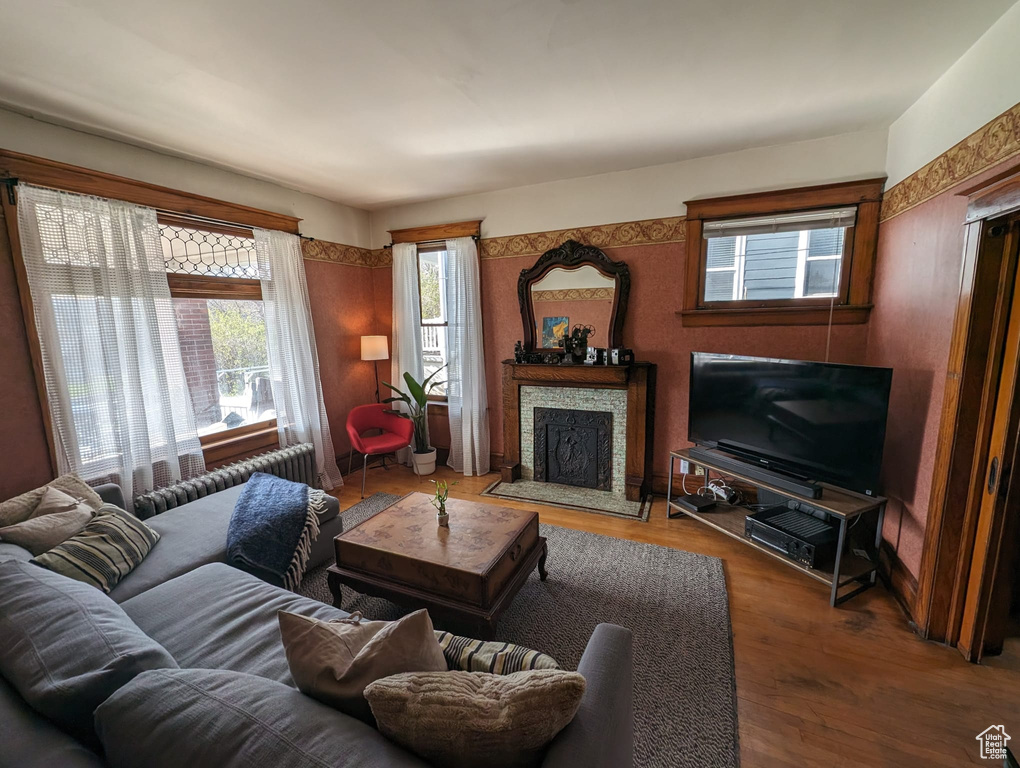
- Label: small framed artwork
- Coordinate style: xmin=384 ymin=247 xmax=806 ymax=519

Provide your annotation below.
xmin=541 ymin=316 xmax=569 ymax=348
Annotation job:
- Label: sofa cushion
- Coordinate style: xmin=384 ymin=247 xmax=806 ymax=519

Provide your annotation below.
xmin=365 ymin=670 xmax=586 ymax=768
xmin=0 ymin=675 xmax=105 ymax=768
xmin=121 ymin=562 xmax=345 ymax=683
xmin=0 ymin=559 xmax=178 ymax=746
xmin=0 ymin=474 xmax=104 ymax=527
xmin=106 ymin=484 xmax=341 ymax=603
xmin=0 ymin=541 xmax=33 ymax=563
xmin=94 ymin=668 xmax=428 ymax=768
xmin=32 ymin=506 xmax=161 ymax=593
xmin=106 ymin=484 xmax=245 ymax=603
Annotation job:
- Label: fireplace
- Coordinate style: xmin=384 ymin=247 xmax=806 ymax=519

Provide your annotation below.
xmin=501 ymin=362 xmax=656 ymax=501
xmin=534 ymin=408 xmax=613 ymax=490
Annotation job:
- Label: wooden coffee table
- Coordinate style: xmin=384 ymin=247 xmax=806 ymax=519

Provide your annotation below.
xmin=327 ymin=492 xmax=547 ymax=637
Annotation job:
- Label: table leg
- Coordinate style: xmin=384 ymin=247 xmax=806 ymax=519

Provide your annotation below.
xmin=537 ymin=541 xmax=549 ymax=581
xmin=327 ymin=570 xmax=344 ymax=609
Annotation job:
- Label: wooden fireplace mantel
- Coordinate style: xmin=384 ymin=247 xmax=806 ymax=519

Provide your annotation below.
xmin=501 ymin=361 xmax=657 ymax=501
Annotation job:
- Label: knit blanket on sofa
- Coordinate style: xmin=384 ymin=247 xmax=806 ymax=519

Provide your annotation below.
xmin=226 ymin=472 xmax=326 ymax=591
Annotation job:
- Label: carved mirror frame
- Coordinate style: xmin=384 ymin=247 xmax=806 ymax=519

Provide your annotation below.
xmin=518 ymin=239 xmax=631 ymax=353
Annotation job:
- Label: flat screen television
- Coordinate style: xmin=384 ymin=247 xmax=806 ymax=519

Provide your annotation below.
xmin=689 ymin=353 xmax=893 ymax=496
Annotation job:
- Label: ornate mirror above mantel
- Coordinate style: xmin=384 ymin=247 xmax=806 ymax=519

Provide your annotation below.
xmin=518 ymin=240 xmax=630 ymax=353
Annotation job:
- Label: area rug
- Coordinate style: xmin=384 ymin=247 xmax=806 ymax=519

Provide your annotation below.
xmin=481 ymin=478 xmax=653 ymax=521
xmin=298 ymin=493 xmax=740 ymax=768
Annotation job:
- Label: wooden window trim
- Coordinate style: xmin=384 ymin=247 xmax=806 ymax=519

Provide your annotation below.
xmin=388 ymin=219 xmax=482 ymax=246
xmin=1 ymin=149 xmax=301 ymax=234
xmin=167 ymin=274 xmax=263 ymax=301
xmin=680 ymin=178 xmax=884 ymax=326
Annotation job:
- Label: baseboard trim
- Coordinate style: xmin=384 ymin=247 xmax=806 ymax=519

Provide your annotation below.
xmin=879 ymin=540 xmax=918 ymax=622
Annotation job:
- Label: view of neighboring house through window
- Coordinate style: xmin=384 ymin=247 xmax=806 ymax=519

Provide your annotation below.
xmin=702 ymin=207 xmax=854 ymax=303
xmin=418 ymin=246 xmax=448 ymax=397
xmin=161 ymin=222 xmax=275 ymax=436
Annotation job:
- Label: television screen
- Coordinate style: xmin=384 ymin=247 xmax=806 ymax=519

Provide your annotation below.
xmin=689 ymin=353 xmax=893 ymax=495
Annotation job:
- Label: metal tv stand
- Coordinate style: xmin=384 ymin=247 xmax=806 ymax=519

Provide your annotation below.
xmin=667 ymin=447 xmax=887 ymax=606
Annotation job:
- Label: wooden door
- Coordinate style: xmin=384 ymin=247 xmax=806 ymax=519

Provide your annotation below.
xmin=958 ymin=217 xmax=1020 ymax=661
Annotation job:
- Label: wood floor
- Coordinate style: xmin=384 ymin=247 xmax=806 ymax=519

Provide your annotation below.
xmin=335 ymin=465 xmax=1020 ymax=768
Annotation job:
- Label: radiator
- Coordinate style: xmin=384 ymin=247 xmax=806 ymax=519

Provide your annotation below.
xmin=132 ymin=443 xmax=317 ymax=519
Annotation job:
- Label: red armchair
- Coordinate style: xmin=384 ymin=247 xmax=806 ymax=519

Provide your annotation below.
xmin=345 ymin=404 xmax=415 ymax=498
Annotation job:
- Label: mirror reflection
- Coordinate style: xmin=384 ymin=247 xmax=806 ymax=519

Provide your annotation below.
xmin=530 ymin=265 xmax=617 ymax=349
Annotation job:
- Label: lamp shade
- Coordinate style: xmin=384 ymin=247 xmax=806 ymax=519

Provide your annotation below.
xmin=361 ymin=335 xmax=389 ymax=361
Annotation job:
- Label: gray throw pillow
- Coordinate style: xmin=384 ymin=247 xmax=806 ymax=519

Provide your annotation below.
xmin=94 ymin=668 xmax=428 ymax=768
xmin=32 ymin=504 xmax=160 ymax=593
xmin=0 ymin=559 xmax=178 ymax=746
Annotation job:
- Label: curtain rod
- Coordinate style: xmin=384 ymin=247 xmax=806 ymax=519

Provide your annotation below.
xmin=384 ymin=234 xmax=480 ymax=249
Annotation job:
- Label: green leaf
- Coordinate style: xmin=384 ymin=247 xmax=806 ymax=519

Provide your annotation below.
xmin=403 ymin=371 xmax=427 ymax=407
xmin=422 ymin=365 xmax=446 ymax=390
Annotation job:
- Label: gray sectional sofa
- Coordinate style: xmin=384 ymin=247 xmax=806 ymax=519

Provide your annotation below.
xmin=0 ymin=480 xmax=635 ymax=768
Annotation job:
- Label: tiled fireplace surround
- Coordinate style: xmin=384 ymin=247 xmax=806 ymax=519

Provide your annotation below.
xmin=520 ymin=386 xmax=628 ymax=497
xmin=500 ymin=362 xmax=656 ymax=503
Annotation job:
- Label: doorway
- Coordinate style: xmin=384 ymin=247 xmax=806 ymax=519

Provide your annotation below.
xmin=958 ymin=215 xmax=1020 ymax=661
xmin=915 ymin=169 xmax=1020 ymax=662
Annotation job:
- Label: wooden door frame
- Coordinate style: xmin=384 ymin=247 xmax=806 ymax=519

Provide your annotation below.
xmin=914 ymin=167 xmax=1020 ymax=648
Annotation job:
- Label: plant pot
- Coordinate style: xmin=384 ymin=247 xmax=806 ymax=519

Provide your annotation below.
xmin=412 ymin=448 xmax=437 ymax=476
xmin=437 ymin=512 xmax=449 ymax=527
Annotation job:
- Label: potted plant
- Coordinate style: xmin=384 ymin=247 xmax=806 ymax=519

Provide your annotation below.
xmin=430 ymin=479 xmax=457 ymax=526
xmin=382 ymin=367 xmax=445 ymax=476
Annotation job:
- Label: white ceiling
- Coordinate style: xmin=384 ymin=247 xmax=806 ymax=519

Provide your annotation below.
xmin=0 ymin=0 xmax=1013 ymax=210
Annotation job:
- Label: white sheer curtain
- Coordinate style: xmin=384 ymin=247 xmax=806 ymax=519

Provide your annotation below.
xmin=254 ymin=228 xmax=342 ymax=490
xmin=445 ymin=237 xmax=489 ymax=475
xmin=17 ymin=184 xmax=205 ymax=499
xmin=390 ymin=242 xmax=424 ymax=465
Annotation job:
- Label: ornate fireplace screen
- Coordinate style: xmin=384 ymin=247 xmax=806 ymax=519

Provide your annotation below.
xmin=534 ymin=407 xmax=613 ymax=491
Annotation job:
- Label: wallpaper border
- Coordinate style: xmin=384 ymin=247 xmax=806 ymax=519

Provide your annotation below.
xmin=301 ymin=239 xmax=385 ymax=267
xmin=479 ymin=216 xmax=685 ymax=260
xmin=881 ymin=100 xmax=1020 ymax=222
xmin=301 ymin=215 xmax=686 ymax=269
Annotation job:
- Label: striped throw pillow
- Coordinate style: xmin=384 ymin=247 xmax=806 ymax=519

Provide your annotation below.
xmin=434 ymin=631 xmax=560 ymax=674
xmin=32 ymin=505 xmax=160 ymax=593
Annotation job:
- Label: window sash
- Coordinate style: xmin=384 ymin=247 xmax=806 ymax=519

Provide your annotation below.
xmin=700 ymin=226 xmax=853 ymax=307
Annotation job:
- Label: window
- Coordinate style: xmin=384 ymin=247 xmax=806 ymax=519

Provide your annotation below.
xmin=682 ymin=179 xmax=883 ymax=326
xmin=172 ymin=297 xmax=273 ymax=436
xmin=417 ymin=245 xmax=448 ymax=398
xmin=160 ymin=220 xmax=276 ymax=439
xmin=702 ymin=209 xmax=854 ymax=303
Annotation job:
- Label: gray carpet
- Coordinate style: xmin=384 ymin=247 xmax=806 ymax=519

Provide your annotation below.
xmin=299 ymin=493 xmax=740 ymax=768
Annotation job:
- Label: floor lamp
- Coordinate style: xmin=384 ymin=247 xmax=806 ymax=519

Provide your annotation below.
xmin=361 ymin=335 xmax=389 ymax=403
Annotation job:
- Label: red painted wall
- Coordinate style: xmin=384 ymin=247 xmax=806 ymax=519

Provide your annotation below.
xmin=0 ymin=204 xmax=53 ymax=499
xmin=384 ymin=240 xmax=870 ymax=475
xmin=867 ymin=157 xmax=1020 ymax=579
xmin=303 ymin=259 xmax=381 ymax=459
